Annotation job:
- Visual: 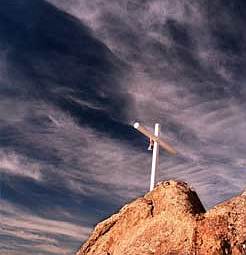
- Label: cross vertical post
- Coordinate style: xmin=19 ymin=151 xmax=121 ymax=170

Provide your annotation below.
xmin=150 ymin=123 xmax=160 ymax=191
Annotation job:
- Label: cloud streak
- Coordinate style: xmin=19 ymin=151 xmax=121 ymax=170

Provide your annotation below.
xmin=0 ymin=201 xmax=91 ymax=255
xmin=0 ymin=151 xmax=42 ymax=180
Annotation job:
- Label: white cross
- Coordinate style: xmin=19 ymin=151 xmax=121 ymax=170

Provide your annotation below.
xmin=133 ymin=122 xmax=177 ymax=191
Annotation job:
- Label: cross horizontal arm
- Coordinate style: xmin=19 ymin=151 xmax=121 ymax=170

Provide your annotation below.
xmin=133 ymin=122 xmax=177 ymax=155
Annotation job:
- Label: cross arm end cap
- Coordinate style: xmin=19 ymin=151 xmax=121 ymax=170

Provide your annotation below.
xmin=133 ymin=122 xmax=140 ymax=129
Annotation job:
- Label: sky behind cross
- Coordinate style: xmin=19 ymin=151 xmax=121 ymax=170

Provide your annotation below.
xmin=1 ymin=0 xmax=246 ymax=254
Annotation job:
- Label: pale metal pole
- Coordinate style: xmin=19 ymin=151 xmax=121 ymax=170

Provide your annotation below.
xmin=150 ymin=123 xmax=160 ymax=191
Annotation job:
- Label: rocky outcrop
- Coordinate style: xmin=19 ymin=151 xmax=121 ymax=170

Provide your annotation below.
xmin=76 ymin=180 xmax=246 ymax=255
xmin=195 ymin=192 xmax=246 ymax=254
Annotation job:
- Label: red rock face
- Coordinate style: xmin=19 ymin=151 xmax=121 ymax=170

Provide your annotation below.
xmin=76 ymin=180 xmax=246 ymax=255
xmin=195 ymin=193 xmax=246 ymax=255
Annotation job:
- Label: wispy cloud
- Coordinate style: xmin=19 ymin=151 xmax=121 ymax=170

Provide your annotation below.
xmin=0 ymin=201 xmax=91 ymax=255
xmin=0 ymin=151 xmax=42 ymax=181
xmin=1 ymin=0 xmax=246 ymax=254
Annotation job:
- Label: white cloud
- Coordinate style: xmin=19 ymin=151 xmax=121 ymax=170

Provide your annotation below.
xmin=0 ymin=201 xmax=91 ymax=254
xmin=31 ymin=244 xmax=72 ymax=255
xmin=0 ymin=151 xmax=42 ymax=181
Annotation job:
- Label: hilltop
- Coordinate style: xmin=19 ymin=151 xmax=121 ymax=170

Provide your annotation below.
xmin=76 ymin=180 xmax=246 ymax=255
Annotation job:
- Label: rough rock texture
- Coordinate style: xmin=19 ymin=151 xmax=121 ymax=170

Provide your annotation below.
xmin=76 ymin=180 xmax=246 ymax=255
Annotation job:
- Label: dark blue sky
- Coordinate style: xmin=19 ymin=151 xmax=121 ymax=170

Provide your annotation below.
xmin=1 ymin=0 xmax=246 ymax=254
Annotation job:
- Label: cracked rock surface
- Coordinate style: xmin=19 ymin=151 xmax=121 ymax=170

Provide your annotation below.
xmin=76 ymin=180 xmax=246 ymax=255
